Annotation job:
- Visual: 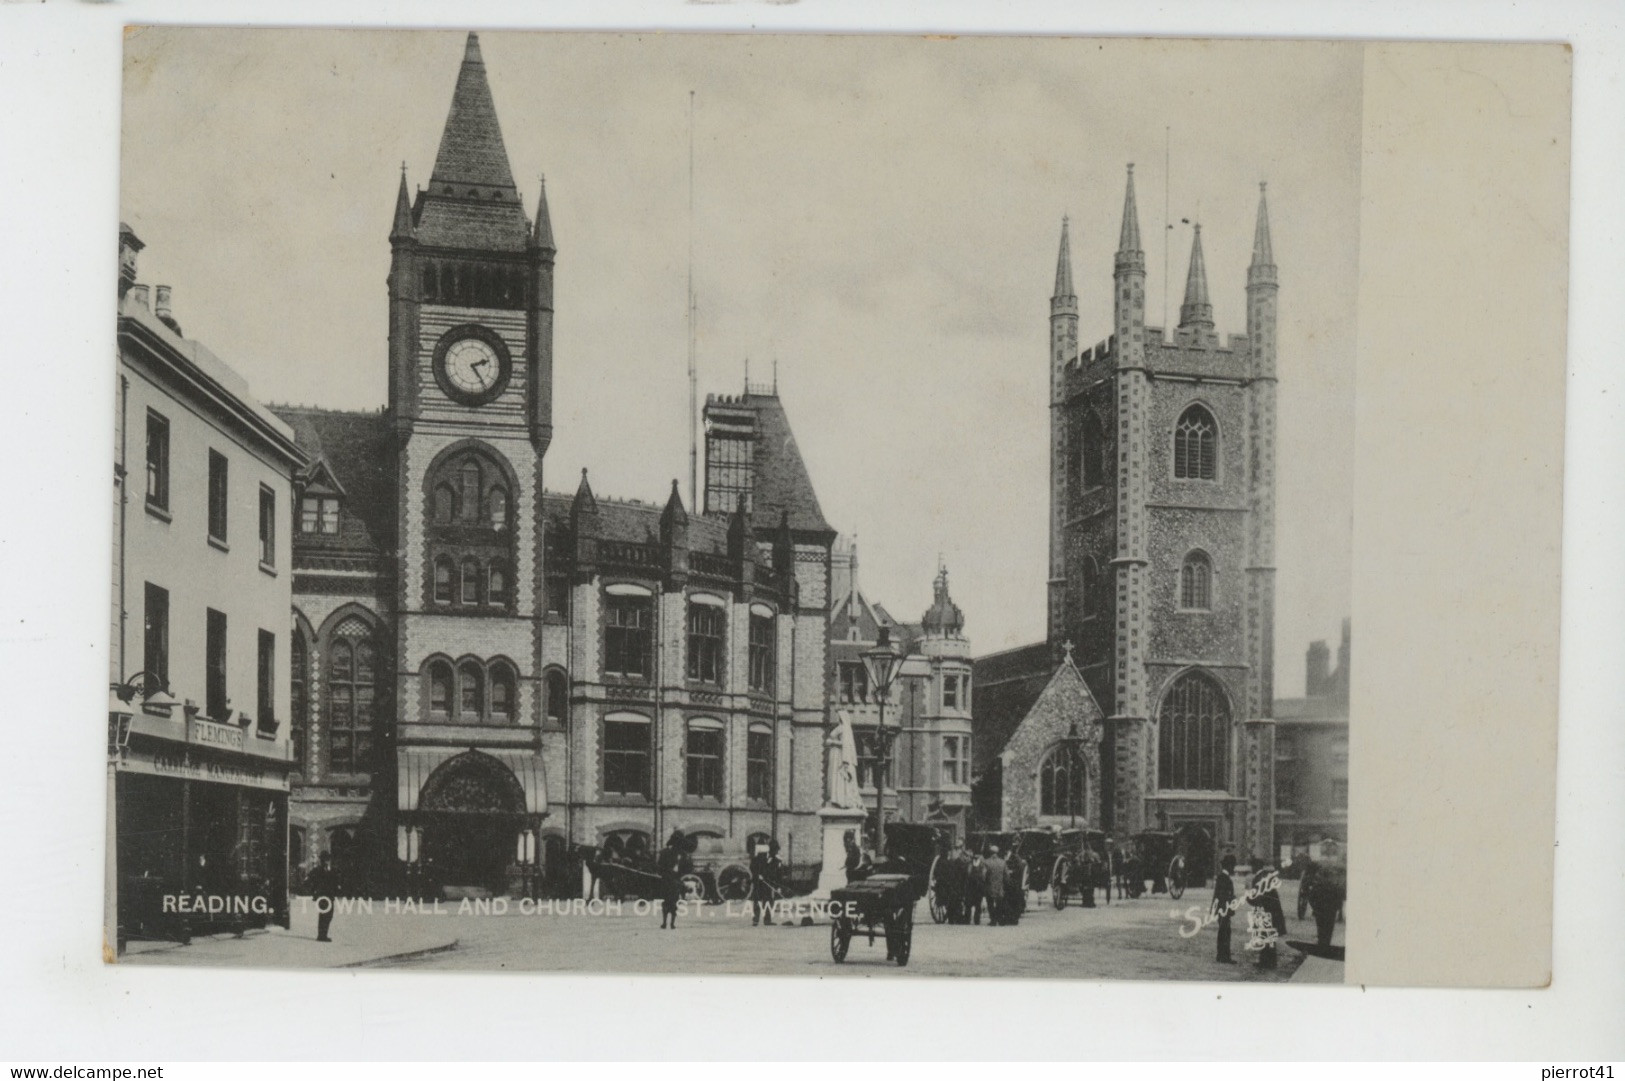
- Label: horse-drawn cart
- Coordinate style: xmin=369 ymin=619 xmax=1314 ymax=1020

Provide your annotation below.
xmin=829 ymin=873 xmax=917 ymax=966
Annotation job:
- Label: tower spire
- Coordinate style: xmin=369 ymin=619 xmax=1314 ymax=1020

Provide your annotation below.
xmin=1118 ymin=164 xmax=1143 ymax=256
xmin=531 ymin=175 xmax=554 ymax=251
xmin=1053 ymin=216 xmax=1075 ymax=299
xmin=1249 ymin=181 xmax=1276 ymax=285
xmin=430 ymin=32 xmax=518 ymax=195
xmin=1179 ymin=224 xmax=1213 ymax=329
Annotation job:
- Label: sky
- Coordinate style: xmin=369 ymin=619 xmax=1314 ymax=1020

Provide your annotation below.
xmin=120 ymin=29 xmax=1359 ymax=695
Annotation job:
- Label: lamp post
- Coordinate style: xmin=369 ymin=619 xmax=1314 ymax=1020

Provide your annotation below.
xmin=860 ymin=626 xmax=906 ymax=858
xmin=1060 ymin=718 xmax=1087 ymax=829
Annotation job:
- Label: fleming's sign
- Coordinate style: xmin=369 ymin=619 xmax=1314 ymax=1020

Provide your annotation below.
xmin=189 ymin=717 xmax=246 ymax=752
xmin=121 ymin=747 xmax=289 ymax=792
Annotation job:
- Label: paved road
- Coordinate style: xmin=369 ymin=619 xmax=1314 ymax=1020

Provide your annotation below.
xmin=366 ymin=880 xmax=1336 ymax=982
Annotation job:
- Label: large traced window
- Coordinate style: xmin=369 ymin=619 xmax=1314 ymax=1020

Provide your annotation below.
xmin=327 ymin=617 xmax=377 ymax=774
xmin=685 ymin=718 xmax=724 ymax=800
xmin=746 ymin=723 xmax=773 ymax=801
xmin=603 ymin=714 xmax=652 ymax=797
xmin=1157 ymin=669 xmax=1231 ymax=792
xmin=1039 ymin=745 xmax=1085 ymax=817
xmin=1179 ymin=550 xmax=1213 ymax=610
xmin=605 ymin=592 xmax=652 ymax=678
xmin=686 ymin=598 xmax=726 ymax=685
xmin=1173 ymin=404 xmax=1218 ymax=480
xmin=424 ymin=445 xmax=516 ymax=613
xmin=748 ymin=610 xmax=775 ymax=694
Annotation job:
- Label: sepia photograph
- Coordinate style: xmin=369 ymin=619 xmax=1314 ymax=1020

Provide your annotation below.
xmin=108 ymin=27 xmax=1365 ymax=981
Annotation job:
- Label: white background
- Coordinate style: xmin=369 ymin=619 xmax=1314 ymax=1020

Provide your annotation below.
xmin=0 ymin=0 xmax=1621 ymax=1062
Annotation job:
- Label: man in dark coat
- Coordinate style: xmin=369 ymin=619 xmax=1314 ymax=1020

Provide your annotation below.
xmin=656 ymin=829 xmax=692 ymax=930
xmin=750 ymin=839 xmax=784 ymax=926
xmin=965 ymin=849 xmax=987 ymax=925
xmin=1211 ymin=854 xmax=1237 ymax=963
xmin=981 ymin=846 xmax=1009 ymax=926
xmin=1004 ymin=846 xmax=1026 ymax=925
xmin=307 ymin=852 xmax=338 ymax=943
xmin=1307 ymin=862 xmax=1346 ymax=949
xmin=1297 ymin=856 xmax=1320 ymax=920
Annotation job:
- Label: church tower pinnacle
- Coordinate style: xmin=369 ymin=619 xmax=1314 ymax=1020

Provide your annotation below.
xmin=1178 ymin=224 xmax=1214 ymax=329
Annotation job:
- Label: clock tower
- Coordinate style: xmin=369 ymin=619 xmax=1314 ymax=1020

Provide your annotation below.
xmin=385 ymin=32 xmax=555 ymax=892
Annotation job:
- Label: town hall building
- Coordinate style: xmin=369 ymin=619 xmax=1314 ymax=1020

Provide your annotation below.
xmin=972 ymin=166 xmax=1280 ymax=878
xmin=276 ymin=34 xmax=833 ymax=897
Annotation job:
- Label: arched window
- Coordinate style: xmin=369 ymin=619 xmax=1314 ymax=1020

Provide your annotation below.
xmin=458 ymin=660 xmax=484 ymax=720
xmin=433 ymin=557 xmax=454 ymax=605
xmin=326 ymin=617 xmax=376 ymax=774
xmin=489 ymin=663 xmax=516 ymax=722
xmin=457 ymin=462 xmax=482 ymax=523
xmin=1080 ymin=410 xmax=1106 ymax=490
xmin=1174 ymin=404 xmax=1218 ymax=480
xmin=460 ymin=558 xmax=481 ymax=606
xmin=428 ymin=660 xmax=453 ymax=717
xmin=1157 ymin=670 xmax=1231 ymax=791
xmin=1180 ymin=551 xmax=1213 ymax=610
xmin=544 ymin=668 xmax=568 ymax=727
xmin=433 ymin=484 xmax=456 ymax=524
xmin=1039 ymin=745 xmax=1086 ymax=817
xmin=488 ymin=563 xmax=509 ymax=608
xmin=487 ymin=486 xmax=509 ymax=531
xmin=290 ymin=630 xmax=309 ymax=771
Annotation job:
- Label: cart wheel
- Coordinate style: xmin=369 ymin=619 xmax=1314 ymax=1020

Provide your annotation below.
xmin=830 ymin=919 xmax=851 ymax=963
xmin=1051 ymin=856 xmax=1070 ymax=909
xmin=1168 ymin=856 xmax=1186 ymax=900
xmin=717 ymin=864 xmax=752 ymax=902
xmin=679 ymin=873 xmax=706 ymax=902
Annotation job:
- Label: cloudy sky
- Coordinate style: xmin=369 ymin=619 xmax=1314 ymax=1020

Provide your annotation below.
xmin=121 ymin=29 xmax=1358 ymax=693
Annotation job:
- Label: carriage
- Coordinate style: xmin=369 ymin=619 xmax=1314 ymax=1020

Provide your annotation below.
xmin=829 ymin=873 xmax=918 ymax=966
xmin=1127 ymin=830 xmax=1197 ymax=900
xmin=683 ymin=834 xmax=758 ymax=904
xmin=875 ymin=822 xmax=955 ymax=924
xmin=587 ymin=833 xmax=755 ymax=904
xmin=1018 ymin=827 xmax=1110 ymax=908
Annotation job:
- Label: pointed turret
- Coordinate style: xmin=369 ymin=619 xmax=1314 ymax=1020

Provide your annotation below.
xmin=1178 ymin=224 xmax=1214 ymax=329
xmin=660 ymin=478 xmax=689 ymax=530
xmin=1053 ymin=216 xmax=1075 ymax=300
xmin=531 ymin=176 xmax=555 ymax=253
xmin=1248 ymin=182 xmax=1277 ymax=287
xmin=1116 ymin=164 xmax=1144 ymax=269
xmin=391 ymin=166 xmax=414 ymax=241
xmin=571 ymin=467 xmax=598 ymax=519
xmin=570 ymin=468 xmax=600 ymax=568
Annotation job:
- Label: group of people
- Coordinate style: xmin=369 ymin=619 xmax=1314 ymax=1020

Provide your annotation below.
xmin=934 ymin=841 xmax=1028 ymax=926
xmin=1208 ymin=849 xmax=1346 ymax=968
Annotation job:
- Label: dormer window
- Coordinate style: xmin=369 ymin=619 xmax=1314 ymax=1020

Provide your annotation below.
xmin=300 ymin=495 xmax=340 ymax=534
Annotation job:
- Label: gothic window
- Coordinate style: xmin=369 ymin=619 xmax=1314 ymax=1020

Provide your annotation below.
xmin=1173 ymin=404 xmax=1218 ymax=480
xmin=1039 ymin=745 xmax=1086 ymax=817
xmin=433 ymin=557 xmax=454 ymax=605
xmin=327 ymin=617 xmax=377 ymax=774
xmin=686 ymin=600 xmax=726 ymax=685
xmin=1180 ymin=551 xmax=1213 ymax=610
xmin=428 ymin=660 xmax=453 ymax=717
xmin=746 ymin=723 xmax=773 ymax=802
xmin=489 ymin=662 xmax=516 ymax=722
xmin=421 ymin=265 xmax=436 ymax=300
xmin=487 ymin=486 xmax=509 ymax=531
xmin=1080 ymin=409 xmax=1106 ymax=490
xmin=458 ymin=660 xmax=484 ymax=719
xmin=603 ymin=714 xmax=652 ymax=797
xmin=544 ymin=668 xmax=568 ymax=727
xmin=457 ymin=462 xmax=482 ymax=524
xmin=748 ymin=611 xmax=775 ymax=694
xmin=460 ymin=558 xmax=481 ymax=605
xmin=604 ymin=594 xmax=652 ymax=679
xmin=433 ymin=484 xmax=456 ymax=524
xmin=1157 ymin=669 xmax=1231 ymax=792
xmin=290 ymin=629 xmax=308 ymax=771
xmin=685 ymin=718 xmax=724 ymax=800
xmin=488 ymin=562 xmax=509 ymax=607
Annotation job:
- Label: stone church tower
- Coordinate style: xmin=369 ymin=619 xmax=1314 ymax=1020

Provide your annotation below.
xmin=1046 ymin=166 xmax=1278 ymax=867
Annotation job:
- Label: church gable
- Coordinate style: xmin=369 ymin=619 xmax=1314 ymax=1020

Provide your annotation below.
xmin=998 ymin=656 xmax=1106 ymax=829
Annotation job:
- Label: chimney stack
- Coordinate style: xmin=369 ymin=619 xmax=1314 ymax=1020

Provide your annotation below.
xmin=154 ymin=285 xmax=183 ymax=336
xmin=1305 ymin=640 xmax=1331 ymax=698
xmin=129 ymin=284 xmax=151 ymax=311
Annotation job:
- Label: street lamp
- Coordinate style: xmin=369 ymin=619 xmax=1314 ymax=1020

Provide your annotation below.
xmin=860 ymin=625 xmax=906 ymax=858
xmin=1060 ymin=718 xmax=1087 ymax=829
xmin=108 ymin=672 xmax=177 ymax=758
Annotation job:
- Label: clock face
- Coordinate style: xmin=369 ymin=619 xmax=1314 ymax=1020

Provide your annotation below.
xmin=435 ymin=332 xmax=509 ymax=404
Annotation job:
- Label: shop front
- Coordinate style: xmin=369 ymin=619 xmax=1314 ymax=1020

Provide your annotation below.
xmin=113 ymin=714 xmax=292 ymax=947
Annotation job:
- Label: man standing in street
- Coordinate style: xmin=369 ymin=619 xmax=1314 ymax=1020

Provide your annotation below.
xmin=1004 ymin=844 xmax=1026 ymax=925
xmin=307 ymin=851 xmax=337 ymax=943
xmin=1212 ymin=854 xmax=1237 ymax=963
xmin=1247 ymin=855 xmax=1288 ymax=969
xmin=750 ymin=839 xmax=784 ymax=926
xmin=982 ymin=845 xmax=1009 ymax=926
